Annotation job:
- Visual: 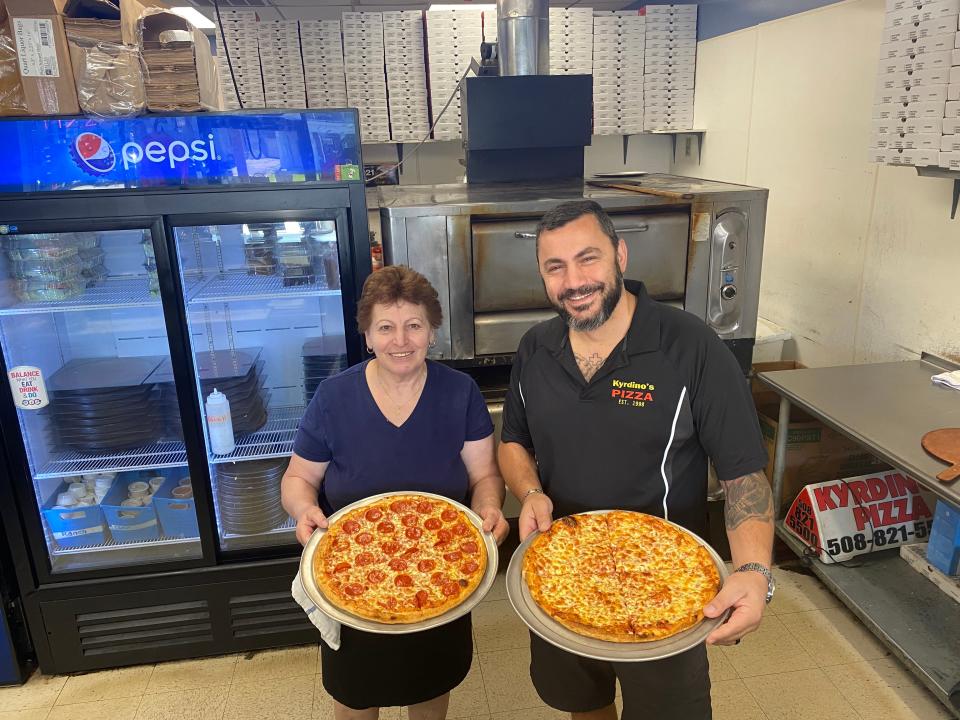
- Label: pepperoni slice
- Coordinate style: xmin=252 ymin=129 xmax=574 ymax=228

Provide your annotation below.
xmin=395 ymin=574 xmax=413 ymax=587
xmin=342 ymin=520 xmax=361 ymax=534
xmin=378 ymin=597 xmax=398 ymax=610
xmin=401 ymin=514 xmax=419 ymax=528
xmin=442 ymin=581 xmax=461 ymax=596
xmin=416 ymin=501 xmax=434 ymax=514
xmin=443 ymin=551 xmax=462 ymax=562
xmin=415 ymin=589 xmax=430 ymax=607
xmin=437 ymin=529 xmax=453 ymax=542
xmin=405 ymin=527 xmax=423 ymax=540
xmin=461 ymin=541 xmax=479 ymax=555
xmin=381 ymin=540 xmax=401 ymax=555
xmin=418 ymin=559 xmax=436 ymax=572
xmin=424 ymin=518 xmax=442 ymax=531
xmin=355 ymin=532 xmax=374 ymax=545
xmin=461 ymin=560 xmax=480 ymax=574
xmin=333 ymin=562 xmax=351 ymax=574
xmin=377 ymin=521 xmax=395 ymax=534
xmin=452 ymin=523 xmax=469 ymax=537
xmin=390 ymin=500 xmax=413 ymax=513
xmin=441 ymin=508 xmax=458 ymax=522
xmin=430 ymin=571 xmax=446 ymax=586
xmin=364 ymin=507 xmax=383 ymax=522
xmin=389 ymin=558 xmax=408 ymax=571
xmin=332 ymin=537 xmax=350 ymax=552
xmin=344 ymin=583 xmax=365 ymax=596
xmin=355 ymin=551 xmax=375 ymax=566
xmin=402 ymin=546 xmax=420 ymax=558
xmin=434 ymin=541 xmax=451 ymax=551
xmin=367 ymin=569 xmax=386 ymax=584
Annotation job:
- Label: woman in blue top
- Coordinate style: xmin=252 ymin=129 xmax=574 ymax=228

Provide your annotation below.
xmin=282 ymin=265 xmax=509 ymax=720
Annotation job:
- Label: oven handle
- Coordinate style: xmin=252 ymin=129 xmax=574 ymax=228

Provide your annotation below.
xmin=514 ymin=224 xmax=649 ymax=239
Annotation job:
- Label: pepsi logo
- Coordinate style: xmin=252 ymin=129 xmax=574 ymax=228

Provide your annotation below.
xmin=73 ymin=132 xmax=116 ymax=175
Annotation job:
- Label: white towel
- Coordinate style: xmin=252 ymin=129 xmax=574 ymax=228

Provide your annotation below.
xmin=932 ymin=370 xmax=960 ymax=391
xmin=292 ymin=571 xmax=341 ymax=650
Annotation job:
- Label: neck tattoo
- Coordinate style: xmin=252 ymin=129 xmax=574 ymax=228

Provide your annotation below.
xmin=574 ymin=351 xmax=606 ymax=382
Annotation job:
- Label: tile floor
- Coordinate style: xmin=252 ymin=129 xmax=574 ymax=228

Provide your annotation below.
xmin=0 ymin=563 xmax=953 ymax=720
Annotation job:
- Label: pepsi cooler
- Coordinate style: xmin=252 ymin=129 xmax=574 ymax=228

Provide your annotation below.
xmin=0 ymin=110 xmax=370 ymax=673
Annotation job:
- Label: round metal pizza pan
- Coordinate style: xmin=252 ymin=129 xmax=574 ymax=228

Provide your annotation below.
xmin=505 ymin=511 xmax=731 ymax=662
xmin=300 ymin=491 xmax=499 ymax=634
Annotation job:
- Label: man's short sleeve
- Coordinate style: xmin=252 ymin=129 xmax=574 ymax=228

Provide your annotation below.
xmin=465 ymin=380 xmax=494 ymax=441
xmin=501 ymin=334 xmax=534 ymax=448
xmin=690 ymin=334 xmax=768 ymax=481
xmin=293 ymin=390 xmax=333 ymax=462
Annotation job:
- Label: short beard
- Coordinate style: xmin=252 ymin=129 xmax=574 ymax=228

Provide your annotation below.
xmin=552 ymin=265 xmax=624 ymax=332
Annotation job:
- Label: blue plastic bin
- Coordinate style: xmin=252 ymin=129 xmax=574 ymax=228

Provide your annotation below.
xmin=153 ymin=475 xmax=199 ymax=539
xmin=42 ymin=482 xmax=107 ymax=549
xmin=101 ymin=477 xmax=160 ymax=543
xmin=926 ymin=500 xmax=960 ymax=576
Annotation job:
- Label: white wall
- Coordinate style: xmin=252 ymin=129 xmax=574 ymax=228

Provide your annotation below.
xmin=672 ymin=0 xmax=960 ymax=366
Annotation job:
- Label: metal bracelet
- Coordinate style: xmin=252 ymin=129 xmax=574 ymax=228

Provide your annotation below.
xmin=522 ymin=487 xmax=545 ymax=501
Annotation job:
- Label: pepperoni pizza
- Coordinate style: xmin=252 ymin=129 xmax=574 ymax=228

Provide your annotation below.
xmin=314 ymin=494 xmax=488 ymax=623
xmin=523 ymin=511 xmax=721 ymax=642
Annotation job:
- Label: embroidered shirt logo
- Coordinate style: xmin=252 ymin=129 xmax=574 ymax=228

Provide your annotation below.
xmin=611 ymin=379 xmax=655 ymax=408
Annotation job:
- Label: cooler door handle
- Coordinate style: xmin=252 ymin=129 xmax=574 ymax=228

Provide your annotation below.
xmin=514 ymin=232 xmax=537 ymax=239
xmin=616 ymin=224 xmax=650 ymax=233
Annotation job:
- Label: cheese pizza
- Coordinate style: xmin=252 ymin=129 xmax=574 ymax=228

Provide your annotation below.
xmin=314 ymin=494 xmax=488 ymax=623
xmin=522 ymin=511 xmax=720 ymax=642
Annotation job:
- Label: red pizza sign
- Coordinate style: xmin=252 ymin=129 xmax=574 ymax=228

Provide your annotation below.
xmin=784 ymin=471 xmax=934 ymax=563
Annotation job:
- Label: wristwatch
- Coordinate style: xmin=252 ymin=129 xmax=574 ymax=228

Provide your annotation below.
xmin=735 ymin=562 xmax=776 ymax=604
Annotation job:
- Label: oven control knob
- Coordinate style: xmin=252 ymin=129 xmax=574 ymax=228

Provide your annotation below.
xmin=721 ymin=284 xmax=737 ymax=300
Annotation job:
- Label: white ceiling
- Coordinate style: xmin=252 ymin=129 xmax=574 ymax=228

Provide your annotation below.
xmin=185 ymin=0 xmax=635 ymax=21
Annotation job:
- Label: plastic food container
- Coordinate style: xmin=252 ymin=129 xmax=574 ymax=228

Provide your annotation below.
xmin=13 ymin=278 xmax=84 ymax=302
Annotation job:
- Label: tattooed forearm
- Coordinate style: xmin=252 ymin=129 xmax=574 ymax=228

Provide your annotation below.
xmin=724 ymin=471 xmax=774 ymax=531
xmin=574 ymin=352 xmax=605 ymax=381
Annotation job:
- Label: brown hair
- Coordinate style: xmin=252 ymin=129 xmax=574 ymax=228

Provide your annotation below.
xmin=357 ymin=265 xmax=443 ymax=332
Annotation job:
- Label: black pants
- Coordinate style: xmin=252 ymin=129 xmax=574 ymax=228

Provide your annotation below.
xmin=320 ymin=614 xmax=473 ymax=709
xmin=530 ymin=633 xmax=712 ymax=720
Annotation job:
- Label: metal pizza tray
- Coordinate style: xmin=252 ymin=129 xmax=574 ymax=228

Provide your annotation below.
xmin=300 ymin=491 xmax=499 ymax=635
xmin=506 ymin=511 xmax=731 ymax=662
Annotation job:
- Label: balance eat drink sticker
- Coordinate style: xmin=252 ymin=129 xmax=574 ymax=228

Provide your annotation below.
xmin=7 ymin=365 xmax=48 ymax=410
xmin=784 ymin=471 xmax=934 ymax=564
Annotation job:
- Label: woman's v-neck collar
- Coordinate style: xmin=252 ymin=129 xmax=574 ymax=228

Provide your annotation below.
xmin=363 ymin=358 xmax=432 ymax=430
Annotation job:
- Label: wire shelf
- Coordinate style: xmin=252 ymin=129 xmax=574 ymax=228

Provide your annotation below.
xmin=36 ymin=440 xmax=189 ymax=479
xmin=208 ymin=405 xmax=304 ymax=464
xmin=186 ymin=272 xmax=343 ymax=305
xmin=0 ymin=277 xmax=160 ymax=316
xmin=51 ymin=534 xmax=198 ymax=557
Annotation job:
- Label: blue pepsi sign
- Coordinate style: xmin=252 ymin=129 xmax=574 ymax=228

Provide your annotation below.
xmin=0 ymin=110 xmax=362 ymax=194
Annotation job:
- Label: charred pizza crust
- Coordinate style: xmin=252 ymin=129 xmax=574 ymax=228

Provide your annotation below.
xmin=315 ymin=494 xmax=487 ymax=623
xmin=523 ymin=512 xmax=720 ymax=643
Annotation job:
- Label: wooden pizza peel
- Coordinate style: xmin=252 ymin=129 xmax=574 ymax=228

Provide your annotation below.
xmin=921 ymin=428 xmax=960 ymax=482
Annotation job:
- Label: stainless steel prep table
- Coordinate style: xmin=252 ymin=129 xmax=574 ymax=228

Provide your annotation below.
xmin=759 ymin=353 xmax=960 ymax=717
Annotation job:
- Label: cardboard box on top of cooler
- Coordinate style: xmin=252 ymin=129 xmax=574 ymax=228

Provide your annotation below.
xmin=0 ymin=0 xmax=79 ymax=116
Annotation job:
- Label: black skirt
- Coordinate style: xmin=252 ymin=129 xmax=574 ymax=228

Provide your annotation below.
xmin=320 ymin=613 xmax=473 ymax=709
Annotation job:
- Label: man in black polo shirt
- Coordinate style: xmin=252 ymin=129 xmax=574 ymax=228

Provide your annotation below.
xmin=499 ymin=200 xmax=775 ymax=720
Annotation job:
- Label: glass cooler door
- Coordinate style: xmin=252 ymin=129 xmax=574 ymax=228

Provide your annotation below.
xmin=171 ymin=216 xmax=350 ymax=551
xmin=0 ymin=225 xmax=204 ymax=574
